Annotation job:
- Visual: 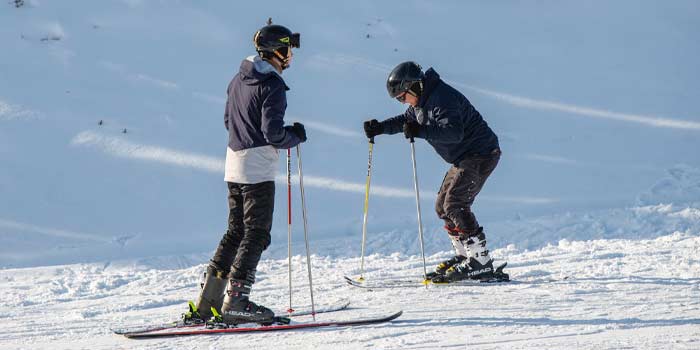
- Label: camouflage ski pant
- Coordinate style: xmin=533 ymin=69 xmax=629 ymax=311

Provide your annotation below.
xmin=210 ymin=181 xmax=275 ymax=282
xmin=436 ymin=148 xmax=500 ymax=236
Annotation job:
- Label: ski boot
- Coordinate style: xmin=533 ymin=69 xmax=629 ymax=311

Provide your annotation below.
xmin=426 ymin=226 xmax=468 ymax=280
xmin=219 ymin=271 xmax=275 ymax=325
xmin=183 ymin=264 xmax=229 ymax=324
xmin=426 ymin=255 xmax=466 ymax=280
xmin=433 ymin=227 xmax=509 ymax=283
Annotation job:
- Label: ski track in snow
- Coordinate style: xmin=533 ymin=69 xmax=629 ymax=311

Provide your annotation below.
xmin=100 ymin=60 xmax=179 ymax=90
xmin=450 ymin=82 xmax=700 ymax=131
xmin=0 ymin=218 xmax=111 ymax=243
xmin=313 ymin=53 xmax=699 ymax=131
xmin=0 ymin=233 xmax=698 ymax=349
xmin=70 ymin=130 xmax=557 ymax=204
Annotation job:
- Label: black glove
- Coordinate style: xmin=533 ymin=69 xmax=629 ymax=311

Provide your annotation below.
xmin=403 ymin=120 xmax=421 ymax=139
xmin=290 ymin=122 xmax=307 ymax=142
xmin=363 ymin=119 xmax=384 ymax=139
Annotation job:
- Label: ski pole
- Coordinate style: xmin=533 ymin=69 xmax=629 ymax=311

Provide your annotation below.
xmin=359 ymin=137 xmax=374 ymax=282
xmin=286 ymin=148 xmax=294 ymax=314
xmin=296 ymin=144 xmax=317 ymax=320
xmin=408 ymin=137 xmax=429 ymax=284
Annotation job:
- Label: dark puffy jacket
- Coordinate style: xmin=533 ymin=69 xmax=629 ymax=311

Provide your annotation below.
xmin=380 ymin=68 xmax=499 ymax=164
xmin=225 ymin=56 xmax=302 ymax=151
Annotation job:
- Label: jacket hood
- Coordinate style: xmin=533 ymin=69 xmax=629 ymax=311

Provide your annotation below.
xmin=239 ymin=55 xmax=289 ymax=90
xmin=418 ymin=68 xmax=441 ymax=107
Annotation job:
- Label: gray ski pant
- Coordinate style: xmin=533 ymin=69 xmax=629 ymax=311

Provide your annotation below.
xmin=436 ymin=148 xmax=500 ymax=236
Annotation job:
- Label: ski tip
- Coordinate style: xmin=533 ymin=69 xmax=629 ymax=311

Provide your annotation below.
xmin=388 ymin=310 xmax=404 ymax=321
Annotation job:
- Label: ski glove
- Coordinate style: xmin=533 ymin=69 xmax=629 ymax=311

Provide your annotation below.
xmin=363 ymin=119 xmax=384 ymax=139
xmin=289 ymin=122 xmax=307 ymax=142
xmin=403 ymin=120 xmax=421 ymax=139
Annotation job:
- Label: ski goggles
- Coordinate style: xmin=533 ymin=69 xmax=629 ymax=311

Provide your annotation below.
xmin=289 ymin=33 xmax=300 ymax=48
xmin=396 ymin=92 xmax=407 ymax=102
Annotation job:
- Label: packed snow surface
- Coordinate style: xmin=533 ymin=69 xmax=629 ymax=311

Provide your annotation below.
xmin=1 ymin=231 xmax=698 ymax=349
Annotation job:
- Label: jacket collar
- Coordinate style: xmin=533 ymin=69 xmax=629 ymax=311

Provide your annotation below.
xmin=417 ymin=68 xmax=440 ymax=108
xmin=239 ymin=55 xmax=289 ymax=90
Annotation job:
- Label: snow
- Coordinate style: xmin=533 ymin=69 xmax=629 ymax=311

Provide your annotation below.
xmin=1 ymin=232 xmax=698 ymax=349
xmin=1 ymin=0 xmax=699 ymax=348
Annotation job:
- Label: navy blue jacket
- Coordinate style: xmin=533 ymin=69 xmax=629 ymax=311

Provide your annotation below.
xmin=225 ymin=56 xmax=302 ymax=151
xmin=380 ymin=68 xmax=499 ymax=164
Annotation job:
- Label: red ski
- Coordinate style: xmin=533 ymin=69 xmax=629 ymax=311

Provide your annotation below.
xmin=122 ymin=311 xmax=402 ymax=339
xmin=113 ymin=298 xmax=351 ymax=336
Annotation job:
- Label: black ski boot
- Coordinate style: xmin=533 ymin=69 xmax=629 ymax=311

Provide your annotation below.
xmin=219 ymin=273 xmax=274 ymax=325
xmin=426 ymin=255 xmax=466 ymax=279
xmin=441 ymin=257 xmax=496 ymax=282
xmin=433 ymin=228 xmax=508 ymax=283
xmin=183 ymin=264 xmax=229 ymax=324
xmin=426 ymin=226 xmax=468 ymax=279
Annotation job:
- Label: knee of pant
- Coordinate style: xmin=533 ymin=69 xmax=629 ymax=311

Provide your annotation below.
xmin=435 ymin=200 xmax=446 ymax=216
xmin=435 ymin=207 xmax=445 ymax=218
xmin=444 ymin=204 xmax=470 ymax=217
xmin=222 ymin=228 xmax=243 ymax=241
xmin=208 ymin=261 xmax=230 ymax=277
xmin=241 ymin=230 xmax=271 ymax=252
xmin=259 ymin=234 xmax=271 ymax=251
xmin=243 ymin=216 xmax=273 ymax=232
xmin=227 ymin=220 xmax=245 ymax=233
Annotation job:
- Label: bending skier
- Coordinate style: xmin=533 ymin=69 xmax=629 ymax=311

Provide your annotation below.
xmin=186 ymin=22 xmax=306 ymax=325
xmin=363 ymin=61 xmax=506 ymax=283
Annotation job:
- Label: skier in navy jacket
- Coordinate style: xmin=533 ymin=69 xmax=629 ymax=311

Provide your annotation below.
xmin=185 ymin=23 xmax=306 ymax=325
xmin=364 ymin=62 xmax=507 ymax=283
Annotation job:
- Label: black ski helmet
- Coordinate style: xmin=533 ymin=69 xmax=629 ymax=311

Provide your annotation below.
xmin=253 ymin=22 xmax=300 ymax=69
xmin=386 ymin=61 xmax=424 ymax=99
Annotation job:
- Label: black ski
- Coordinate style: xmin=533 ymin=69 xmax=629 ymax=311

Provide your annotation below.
xmin=345 ymin=263 xmax=516 ymax=289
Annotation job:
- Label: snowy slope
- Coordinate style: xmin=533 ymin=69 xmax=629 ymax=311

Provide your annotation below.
xmin=0 ymin=232 xmax=698 ymax=349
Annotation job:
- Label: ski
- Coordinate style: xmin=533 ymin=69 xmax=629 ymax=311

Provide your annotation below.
xmin=345 ymin=263 xmax=515 ymax=289
xmin=121 ymin=310 xmax=402 ymax=339
xmin=345 ymin=273 xmax=563 ymax=289
xmin=112 ymin=298 xmax=350 ymax=336
xmin=345 ymin=276 xmax=511 ymax=289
